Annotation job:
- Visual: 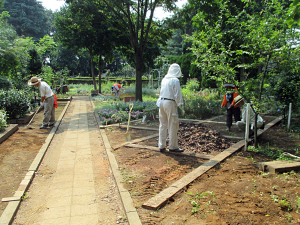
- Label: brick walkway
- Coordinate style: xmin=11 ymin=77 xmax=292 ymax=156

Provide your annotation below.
xmin=14 ymin=96 xmax=127 ymax=225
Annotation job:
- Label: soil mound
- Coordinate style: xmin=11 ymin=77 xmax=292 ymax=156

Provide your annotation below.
xmin=178 ymin=123 xmax=233 ymax=154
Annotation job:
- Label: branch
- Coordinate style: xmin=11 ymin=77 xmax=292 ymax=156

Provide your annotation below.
xmin=142 ymin=0 xmax=158 ymax=53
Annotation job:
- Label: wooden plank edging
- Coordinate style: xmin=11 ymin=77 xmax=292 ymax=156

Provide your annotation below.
xmin=125 ymin=144 xmax=213 ymax=160
xmin=112 ymin=133 xmax=159 ymax=150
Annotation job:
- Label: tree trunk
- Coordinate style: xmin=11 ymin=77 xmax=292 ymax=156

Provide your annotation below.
xmin=98 ymin=56 xmax=105 ymax=94
xmin=89 ymin=48 xmax=97 ymax=91
xmin=135 ymin=53 xmax=143 ymax=101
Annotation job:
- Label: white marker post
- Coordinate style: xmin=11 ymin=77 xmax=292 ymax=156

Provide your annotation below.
xmin=244 ymin=103 xmax=251 ymax=152
xmin=287 ymin=103 xmax=292 ymax=131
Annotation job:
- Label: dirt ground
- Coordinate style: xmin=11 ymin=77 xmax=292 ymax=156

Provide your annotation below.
xmin=106 ymin=115 xmax=300 ymax=225
xmin=0 ymin=102 xmax=67 ymax=216
xmin=2 ymin=103 xmax=300 ymax=224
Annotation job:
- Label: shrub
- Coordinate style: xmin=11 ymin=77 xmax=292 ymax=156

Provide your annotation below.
xmin=97 ymin=108 xmax=142 ymax=125
xmin=0 ymin=76 xmax=13 ymax=90
xmin=92 ymin=95 xmax=115 ymax=102
xmin=184 ymin=98 xmax=222 ymax=120
xmin=0 ymin=89 xmax=31 ymax=118
xmin=185 ymin=79 xmax=201 ymax=92
xmin=0 ymin=110 xmax=7 ymax=131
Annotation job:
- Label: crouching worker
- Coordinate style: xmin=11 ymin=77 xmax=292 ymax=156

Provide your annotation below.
xmin=234 ymin=96 xmax=265 ymax=135
xmin=28 ymin=76 xmax=57 ymax=129
xmin=158 ymin=63 xmax=185 ymax=153
xmin=111 ymin=83 xmax=122 ymax=97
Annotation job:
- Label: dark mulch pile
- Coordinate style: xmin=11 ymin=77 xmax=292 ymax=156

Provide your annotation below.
xmin=177 ymin=123 xmax=233 ymax=154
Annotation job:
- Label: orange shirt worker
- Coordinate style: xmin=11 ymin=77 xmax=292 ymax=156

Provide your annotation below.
xmin=221 ymin=84 xmax=241 ymax=131
xmin=111 ymin=83 xmax=122 ymax=97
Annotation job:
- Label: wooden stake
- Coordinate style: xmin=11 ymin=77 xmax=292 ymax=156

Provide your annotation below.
xmin=244 ymin=103 xmax=250 ymax=152
xmin=287 ymin=103 xmax=292 ymax=132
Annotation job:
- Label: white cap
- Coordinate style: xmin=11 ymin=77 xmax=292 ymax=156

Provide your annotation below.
xmin=165 ymin=63 xmax=182 ymax=78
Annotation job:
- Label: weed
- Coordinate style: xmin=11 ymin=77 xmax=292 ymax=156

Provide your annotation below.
xmin=121 ymin=169 xmax=135 ymax=182
xmin=260 ymin=172 xmax=269 ymax=176
xmin=295 ymin=195 xmax=300 ymax=213
xmin=285 ymin=214 xmax=292 ymax=221
xmin=279 ymin=199 xmax=292 ymax=211
xmin=21 ymin=192 xmax=29 ymax=200
xmin=185 ymin=191 xmax=215 ymax=214
xmin=252 ymin=179 xmax=257 ymax=187
xmin=271 ymin=195 xmax=279 ymax=202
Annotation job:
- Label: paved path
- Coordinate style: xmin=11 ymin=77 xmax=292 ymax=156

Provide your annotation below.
xmin=14 ymin=96 xmax=128 ymax=225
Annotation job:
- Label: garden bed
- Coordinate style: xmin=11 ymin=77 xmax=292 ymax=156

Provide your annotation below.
xmin=104 ymin=114 xmax=300 ymax=224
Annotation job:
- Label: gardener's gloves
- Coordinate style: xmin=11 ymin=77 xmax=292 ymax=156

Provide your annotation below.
xmin=179 ymin=105 xmax=185 ymax=117
xmin=40 ymin=102 xmax=44 ymax=107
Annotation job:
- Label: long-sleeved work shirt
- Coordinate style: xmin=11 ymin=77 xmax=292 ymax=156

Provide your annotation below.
xmin=159 ymin=77 xmax=184 ymax=107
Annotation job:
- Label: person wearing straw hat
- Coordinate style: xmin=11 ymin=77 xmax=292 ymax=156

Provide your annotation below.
xmin=221 ymin=83 xmax=241 ymax=131
xmin=235 ymin=96 xmax=265 ymax=134
xmin=28 ymin=76 xmax=56 ymax=129
xmin=158 ymin=63 xmax=185 ymax=153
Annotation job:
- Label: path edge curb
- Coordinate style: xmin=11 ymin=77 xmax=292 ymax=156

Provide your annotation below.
xmin=91 ymin=98 xmax=142 ymax=225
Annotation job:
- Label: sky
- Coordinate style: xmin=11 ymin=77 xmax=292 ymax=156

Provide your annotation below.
xmin=38 ymin=0 xmax=188 ymax=20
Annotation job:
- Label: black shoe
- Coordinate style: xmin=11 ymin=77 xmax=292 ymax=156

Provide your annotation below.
xmin=159 ymin=148 xmax=166 ymax=152
xmin=169 ymin=148 xmax=184 ymax=153
xmin=40 ymin=125 xmax=48 ymax=129
xmin=48 ymin=124 xmax=55 ymax=128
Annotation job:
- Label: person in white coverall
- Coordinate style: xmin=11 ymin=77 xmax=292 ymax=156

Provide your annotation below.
xmin=158 ymin=63 xmax=185 ymax=153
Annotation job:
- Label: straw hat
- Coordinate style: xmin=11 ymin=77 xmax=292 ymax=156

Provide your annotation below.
xmin=234 ymin=95 xmax=244 ymax=106
xmin=222 ymin=83 xmax=235 ymax=88
xmin=165 ymin=63 xmax=182 ymax=78
xmin=28 ymin=76 xmax=42 ymax=85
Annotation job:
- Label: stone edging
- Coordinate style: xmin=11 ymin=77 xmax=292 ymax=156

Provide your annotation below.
xmin=91 ymin=98 xmax=142 ymax=225
xmin=0 ymin=124 xmax=19 ymax=145
xmin=0 ymin=100 xmax=72 ymax=225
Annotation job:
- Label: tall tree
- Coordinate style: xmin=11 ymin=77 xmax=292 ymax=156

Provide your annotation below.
xmin=27 ymin=48 xmax=42 ymax=75
xmin=89 ymin=0 xmax=174 ymax=101
xmin=0 ymin=11 xmax=18 ymax=77
xmin=3 ymin=0 xmax=53 ymax=41
xmin=56 ymin=0 xmax=120 ymax=91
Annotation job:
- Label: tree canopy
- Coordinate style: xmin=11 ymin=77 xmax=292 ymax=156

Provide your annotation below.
xmin=3 ymin=0 xmax=53 ymax=41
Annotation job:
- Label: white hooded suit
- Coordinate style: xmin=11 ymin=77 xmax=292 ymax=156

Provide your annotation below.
xmin=158 ymin=64 xmax=184 ymax=150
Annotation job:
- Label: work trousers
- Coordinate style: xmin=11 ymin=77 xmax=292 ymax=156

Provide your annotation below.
xmin=158 ymin=100 xmax=179 ymax=150
xmin=43 ymin=95 xmax=55 ymax=126
xmin=226 ymin=107 xmax=241 ymax=128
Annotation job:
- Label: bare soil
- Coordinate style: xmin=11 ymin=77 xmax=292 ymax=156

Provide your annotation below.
xmin=106 ymin=115 xmax=300 ymax=225
xmin=0 ymin=102 xmax=66 ymax=216
xmin=2 ymin=104 xmax=300 ymax=224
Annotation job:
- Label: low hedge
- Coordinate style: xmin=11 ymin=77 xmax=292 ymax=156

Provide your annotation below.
xmin=0 ymin=89 xmax=31 ymax=119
